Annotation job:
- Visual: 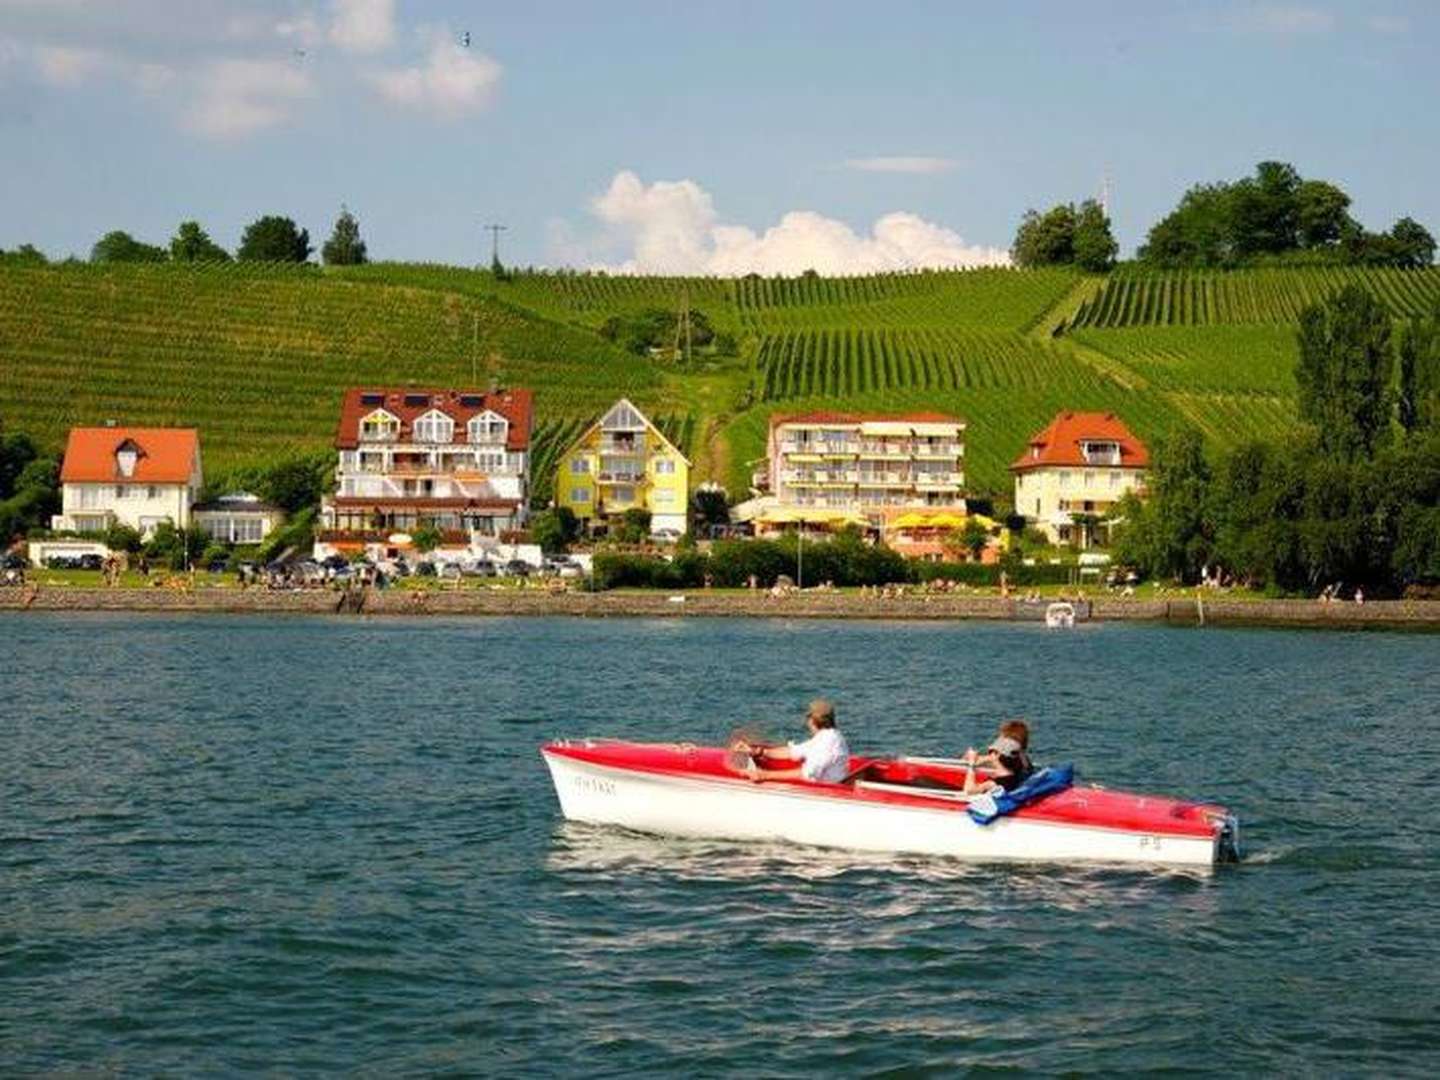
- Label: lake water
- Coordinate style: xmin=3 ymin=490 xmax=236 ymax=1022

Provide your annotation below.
xmin=2 ymin=614 xmax=1438 ymax=1076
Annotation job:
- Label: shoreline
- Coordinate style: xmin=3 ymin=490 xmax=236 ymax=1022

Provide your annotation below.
xmin=3 ymin=585 xmax=1439 ymax=629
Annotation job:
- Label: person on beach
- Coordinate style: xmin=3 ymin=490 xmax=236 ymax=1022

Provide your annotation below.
xmin=735 ymin=699 xmax=850 ymax=784
xmin=962 ymin=719 xmax=1035 ymax=795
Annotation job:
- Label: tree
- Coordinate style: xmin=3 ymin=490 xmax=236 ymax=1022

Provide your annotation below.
xmin=1138 ymin=182 xmax=1238 ymax=267
xmin=321 ymin=206 xmax=368 ymax=266
xmin=412 ymin=523 xmax=443 ymax=553
xmin=0 ymin=429 xmax=39 ymax=500
xmin=237 ymin=216 xmax=311 ymax=263
xmin=0 ymin=243 xmax=48 ymax=266
xmin=90 ymin=230 xmax=168 ymax=263
xmin=1071 ymin=199 xmax=1118 ymax=272
xmin=1112 ymin=427 xmax=1212 ymax=582
xmin=1011 ymin=204 xmax=1076 ymax=267
xmin=1295 ymin=180 xmax=1354 ymax=249
xmin=958 ymin=518 xmax=990 ymax=561
xmin=1296 ymin=285 xmax=1393 ymax=461
xmin=613 ymin=508 xmax=652 ymax=544
xmin=531 ymin=507 xmax=579 ymax=553
xmin=170 ymin=221 xmax=230 ymax=263
xmin=1388 ymin=217 xmax=1436 ymax=269
xmin=689 ymin=488 xmax=730 ymax=534
xmin=1398 ymin=308 xmax=1440 ymax=434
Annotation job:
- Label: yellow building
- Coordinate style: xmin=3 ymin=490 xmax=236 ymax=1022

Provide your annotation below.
xmin=555 ymin=399 xmax=691 ymax=537
xmin=1011 ymin=411 xmax=1149 ymax=547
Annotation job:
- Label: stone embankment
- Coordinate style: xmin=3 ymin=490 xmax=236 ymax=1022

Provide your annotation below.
xmin=3 ymin=585 xmax=1440 ymax=628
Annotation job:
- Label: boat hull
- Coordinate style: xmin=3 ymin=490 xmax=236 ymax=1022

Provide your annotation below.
xmin=543 ymin=745 xmax=1227 ymax=869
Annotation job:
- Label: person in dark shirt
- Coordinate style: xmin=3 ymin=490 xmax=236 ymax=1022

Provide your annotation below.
xmin=962 ymin=720 xmax=1035 ymax=795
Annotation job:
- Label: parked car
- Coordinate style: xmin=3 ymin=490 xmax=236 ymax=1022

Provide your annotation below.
xmin=321 ymin=555 xmax=350 ymax=572
xmin=462 ymin=558 xmax=498 ymax=578
xmin=415 ymin=561 xmax=438 ymax=578
xmin=503 ymin=559 xmax=532 ymax=577
xmin=649 ymin=528 xmax=684 ymax=543
xmin=205 ymin=557 xmax=229 ymax=574
xmin=3 ymin=552 xmax=30 ymax=570
xmin=543 ymin=556 xmax=584 ymax=579
xmin=437 ymin=562 xmax=462 ymax=581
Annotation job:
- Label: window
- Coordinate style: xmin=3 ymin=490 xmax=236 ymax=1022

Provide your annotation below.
xmin=652 ymin=490 xmax=675 ymax=505
xmin=1034 ymin=499 xmax=1040 ymax=515
xmin=147 ymin=486 xmax=159 ymax=499
xmin=114 ymin=485 xmax=125 ymax=500
xmin=570 ymin=458 xmax=590 ymax=475
xmin=570 ymin=488 xmax=590 ymax=503
xmin=414 ymin=410 xmax=455 ymax=444
xmin=1058 ymin=471 xmax=1071 ymax=488
xmin=360 ymin=409 xmax=400 ymax=441
xmin=468 ymin=411 xmax=508 ymax=444
xmin=1109 ymin=471 xmax=1120 ymax=489
xmin=1083 ymin=471 xmax=1094 ymax=488
xmin=654 ymin=458 xmax=675 ymax=475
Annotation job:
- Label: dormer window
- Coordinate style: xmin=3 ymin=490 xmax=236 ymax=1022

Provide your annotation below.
xmin=467 ymin=410 xmax=508 ymax=444
xmin=360 ymin=409 xmax=401 ymax=442
xmin=1080 ymin=440 xmax=1120 ymax=465
xmin=601 ymin=400 xmax=647 ymax=432
xmin=115 ymin=439 xmax=141 ymax=477
xmin=414 ymin=409 xmax=455 ymax=444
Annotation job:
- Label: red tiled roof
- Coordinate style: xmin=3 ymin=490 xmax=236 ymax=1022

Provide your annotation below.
xmin=335 ymin=387 xmax=533 ymax=451
xmin=1010 ymin=412 xmax=1149 ymax=471
xmin=771 ymin=410 xmax=964 ymax=426
xmin=59 ymin=428 xmax=199 ymax=484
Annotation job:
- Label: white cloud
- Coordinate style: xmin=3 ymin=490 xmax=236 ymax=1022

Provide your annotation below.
xmin=184 ymin=58 xmax=311 ymax=138
xmin=372 ymin=27 xmax=500 ymax=117
xmin=1236 ymin=5 xmax=1336 ymax=34
xmin=579 ymin=170 xmax=1009 ymax=275
xmin=34 ymin=44 xmax=104 ymax=86
xmin=329 ymin=0 xmax=394 ymax=54
xmin=274 ymin=13 xmax=324 ymax=49
xmin=845 ymin=156 xmax=959 ymax=175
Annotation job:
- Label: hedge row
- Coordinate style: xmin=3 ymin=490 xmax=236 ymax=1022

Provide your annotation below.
xmin=592 ymin=538 xmax=1077 ymax=590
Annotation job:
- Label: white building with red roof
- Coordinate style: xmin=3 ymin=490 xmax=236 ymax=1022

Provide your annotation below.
xmin=1011 ymin=411 xmax=1149 ymax=547
xmin=52 ymin=427 xmax=203 ymax=536
xmin=755 ymin=411 xmax=967 ymax=542
xmin=320 ymin=387 xmax=534 ymax=541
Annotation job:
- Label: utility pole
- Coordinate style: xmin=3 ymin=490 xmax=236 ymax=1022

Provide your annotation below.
xmin=483 ymin=223 xmax=507 ymax=270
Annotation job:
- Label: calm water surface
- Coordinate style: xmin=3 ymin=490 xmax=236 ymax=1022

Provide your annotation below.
xmin=2 ymin=614 xmax=1438 ymax=1076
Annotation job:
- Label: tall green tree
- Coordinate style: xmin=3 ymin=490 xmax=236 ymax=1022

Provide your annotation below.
xmin=1296 ymin=285 xmax=1393 ymax=461
xmin=1071 ymin=199 xmax=1118 ymax=272
xmin=1113 ymin=427 xmax=1212 ymax=582
xmin=321 ymin=206 xmax=368 ymax=266
xmin=237 ymin=216 xmax=311 ymax=262
xmin=170 ymin=221 xmax=230 ymax=262
xmin=1398 ymin=307 xmax=1440 ymax=434
xmin=91 ymin=230 xmax=168 ymax=263
xmin=1388 ymin=217 xmax=1436 ymax=269
xmin=1295 ymin=180 xmax=1354 ymax=248
xmin=1011 ymin=204 xmax=1076 ymax=267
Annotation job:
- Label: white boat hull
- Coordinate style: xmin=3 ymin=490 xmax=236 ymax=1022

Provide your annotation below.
xmin=543 ymin=750 xmax=1221 ymax=869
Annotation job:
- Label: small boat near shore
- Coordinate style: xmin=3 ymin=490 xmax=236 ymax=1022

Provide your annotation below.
xmin=541 ymin=739 xmax=1240 ymax=869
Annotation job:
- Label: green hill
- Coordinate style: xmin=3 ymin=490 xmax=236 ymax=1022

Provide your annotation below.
xmin=6 ymin=259 xmax=1420 ymax=500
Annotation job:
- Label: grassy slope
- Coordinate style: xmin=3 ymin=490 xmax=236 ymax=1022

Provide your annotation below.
xmin=4 ymin=259 xmax=1402 ymax=500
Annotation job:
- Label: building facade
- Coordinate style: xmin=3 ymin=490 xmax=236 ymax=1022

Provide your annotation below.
xmin=193 ymin=493 xmax=284 ymax=544
xmin=52 ymin=427 xmax=202 ymax=537
xmin=759 ymin=412 xmax=967 ymax=538
xmin=555 ymin=399 xmax=690 ymax=536
xmin=321 ymin=387 xmax=533 ymax=537
xmin=1011 ymin=411 xmax=1149 ymax=547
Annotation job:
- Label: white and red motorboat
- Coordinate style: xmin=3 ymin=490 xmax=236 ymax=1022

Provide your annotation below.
xmin=541 ymin=739 xmax=1240 ymax=870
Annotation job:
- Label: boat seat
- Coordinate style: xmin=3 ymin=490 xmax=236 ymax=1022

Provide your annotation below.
xmin=855 ymin=779 xmax=972 ymax=802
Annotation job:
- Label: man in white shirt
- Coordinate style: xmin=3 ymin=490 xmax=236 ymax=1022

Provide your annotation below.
xmin=740 ymin=699 xmax=851 ymax=784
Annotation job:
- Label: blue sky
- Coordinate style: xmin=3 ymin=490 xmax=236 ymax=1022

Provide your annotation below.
xmin=1 ymin=1 xmax=1436 ymax=271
